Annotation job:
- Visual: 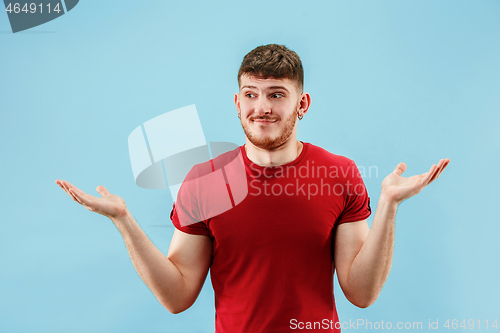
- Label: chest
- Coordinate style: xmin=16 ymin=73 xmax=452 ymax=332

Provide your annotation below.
xmin=206 ymin=175 xmax=345 ymax=260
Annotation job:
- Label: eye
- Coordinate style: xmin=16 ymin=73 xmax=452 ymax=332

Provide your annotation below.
xmin=245 ymin=93 xmax=256 ymax=98
xmin=271 ymin=93 xmax=284 ymax=98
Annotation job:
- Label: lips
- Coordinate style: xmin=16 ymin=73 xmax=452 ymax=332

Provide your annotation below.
xmin=252 ymin=119 xmax=278 ymax=124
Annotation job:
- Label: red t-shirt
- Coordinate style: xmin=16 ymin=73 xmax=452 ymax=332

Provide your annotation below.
xmin=170 ymin=141 xmax=371 ymax=333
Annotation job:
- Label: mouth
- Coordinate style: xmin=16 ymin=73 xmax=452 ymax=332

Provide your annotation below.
xmin=252 ymin=119 xmax=278 ymax=124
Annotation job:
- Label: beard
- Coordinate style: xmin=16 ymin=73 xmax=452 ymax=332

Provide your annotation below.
xmin=240 ymin=108 xmax=298 ymax=150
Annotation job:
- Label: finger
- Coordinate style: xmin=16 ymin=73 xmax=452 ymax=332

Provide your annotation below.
xmin=62 ymin=180 xmax=78 ymax=191
xmin=58 ymin=180 xmax=70 ymax=193
xmin=420 ymin=164 xmax=437 ymax=186
xmin=393 ymin=162 xmax=407 ymax=176
xmin=56 ymin=179 xmax=67 ymax=192
xmin=70 ymin=185 xmax=85 ymax=195
xmin=432 ymin=159 xmax=446 ymax=181
xmin=429 ymin=158 xmax=450 ymax=185
xmin=56 ymin=179 xmax=66 ymax=191
xmin=96 ymin=185 xmax=110 ymax=196
xmin=62 ymin=180 xmax=87 ymax=202
xmin=441 ymin=158 xmax=450 ymax=174
xmin=69 ymin=188 xmax=83 ymax=204
xmin=69 ymin=187 xmax=92 ymax=206
xmin=56 ymin=180 xmax=71 ymax=197
xmin=428 ymin=159 xmax=446 ymax=185
xmin=58 ymin=180 xmax=80 ymax=202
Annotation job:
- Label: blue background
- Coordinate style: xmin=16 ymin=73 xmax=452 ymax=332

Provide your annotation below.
xmin=1 ymin=0 xmax=499 ymax=332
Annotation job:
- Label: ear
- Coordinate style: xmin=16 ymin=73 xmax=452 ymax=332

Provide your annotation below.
xmin=234 ymin=92 xmax=240 ymax=113
xmin=298 ymin=92 xmax=311 ymax=116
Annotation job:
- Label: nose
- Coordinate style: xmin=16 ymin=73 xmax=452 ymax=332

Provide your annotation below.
xmin=254 ymin=96 xmax=272 ymax=116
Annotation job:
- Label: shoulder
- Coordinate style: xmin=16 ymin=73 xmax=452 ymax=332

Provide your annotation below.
xmin=305 ymin=142 xmax=355 ymax=167
xmin=184 ymin=145 xmax=243 ymax=182
xmin=305 ymin=143 xmax=361 ymax=182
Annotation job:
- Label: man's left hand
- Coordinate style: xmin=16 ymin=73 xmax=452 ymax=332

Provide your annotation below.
xmin=381 ymin=158 xmax=450 ymax=204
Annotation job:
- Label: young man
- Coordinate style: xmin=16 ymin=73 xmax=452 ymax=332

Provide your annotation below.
xmin=56 ymin=44 xmax=449 ymax=332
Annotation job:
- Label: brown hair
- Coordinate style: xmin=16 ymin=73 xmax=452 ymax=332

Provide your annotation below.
xmin=237 ymin=44 xmax=304 ymax=92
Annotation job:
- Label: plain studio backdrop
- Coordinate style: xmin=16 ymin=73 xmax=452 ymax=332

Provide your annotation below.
xmin=1 ymin=1 xmax=499 ymax=332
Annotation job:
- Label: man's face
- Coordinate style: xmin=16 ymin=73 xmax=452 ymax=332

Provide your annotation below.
xmin=235 ymin=74 xmax=302 ymax=150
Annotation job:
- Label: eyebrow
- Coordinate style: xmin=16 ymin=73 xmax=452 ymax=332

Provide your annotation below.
xmin=241 ymin=85 xmax=290 ymax=93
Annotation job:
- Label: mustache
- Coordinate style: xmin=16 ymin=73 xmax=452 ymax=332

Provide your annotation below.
xmin=249 ymin=116 xmax=280 ymax=121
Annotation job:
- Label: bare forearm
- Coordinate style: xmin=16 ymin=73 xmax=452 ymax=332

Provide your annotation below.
xmin=342 ymin=158 xmax=449 ymax=307
xmin=111 ymin=211 xmax=189 ymax=313
xmin=346 ymin=195 xmax=398 ymax=306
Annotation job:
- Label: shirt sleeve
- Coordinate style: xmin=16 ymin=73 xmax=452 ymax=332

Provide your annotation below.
xmin=336 ymin=160 xmax=372 ymax=225
xmin=170 ymin=201 xmax=210 ymax=235
xmin=168 ymin=161 xmax=212 ymax=235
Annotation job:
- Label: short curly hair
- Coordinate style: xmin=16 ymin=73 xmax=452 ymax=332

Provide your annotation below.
xmin=237 ymin=44 xmax=304 ymax=93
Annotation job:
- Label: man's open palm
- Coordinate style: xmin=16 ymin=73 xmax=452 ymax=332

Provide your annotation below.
xmin=55 ymin=180 xmax=128 ymax=220
xmin=381 ymin=158 xmax=450 ymax=204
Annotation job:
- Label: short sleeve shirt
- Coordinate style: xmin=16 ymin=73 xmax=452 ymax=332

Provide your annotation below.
xmin=170 ymin=141 xmax=371 ymax=333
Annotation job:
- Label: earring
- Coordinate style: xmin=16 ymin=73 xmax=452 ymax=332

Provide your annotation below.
xmin=298 ymin=115 xmax=303 ymax=120
xmin=238 ymin=114 xmax=241 ymax=119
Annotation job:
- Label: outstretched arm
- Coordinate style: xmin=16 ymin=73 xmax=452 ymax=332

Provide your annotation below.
xmin=334 ymin=158 xmax=450 ymax=308
xmin=55 ymin=180 xmax=212 ymax=314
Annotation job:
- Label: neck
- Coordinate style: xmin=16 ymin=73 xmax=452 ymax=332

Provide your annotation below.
xmin=244 ymin=138 xmax=303 ymax=167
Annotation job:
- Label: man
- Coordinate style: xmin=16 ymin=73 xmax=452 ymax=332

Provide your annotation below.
xmin=56 ymin=44 xmax=449 ymax=333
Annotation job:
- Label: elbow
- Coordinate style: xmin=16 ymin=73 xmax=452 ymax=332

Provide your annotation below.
xmin=160 ymin=296 xmax=195 ymax=315
xmin=158 ymin=284 xmax=200 ymax=314
xmin=167 ymin=307 xmax=185 ymax=315
xmin=163 ymin=302 xmax=189 ymax=315
xmin=346 ymin=291 xmax=380 ymax=309
xmin=353 ymin=298 xmax=376 ymax=309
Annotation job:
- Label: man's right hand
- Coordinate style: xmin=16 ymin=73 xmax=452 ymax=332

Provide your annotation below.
xmin=55 ymin=179 xmax=128 ymax=221
xmin=55 ymin=179 xmax=212 ymax=314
